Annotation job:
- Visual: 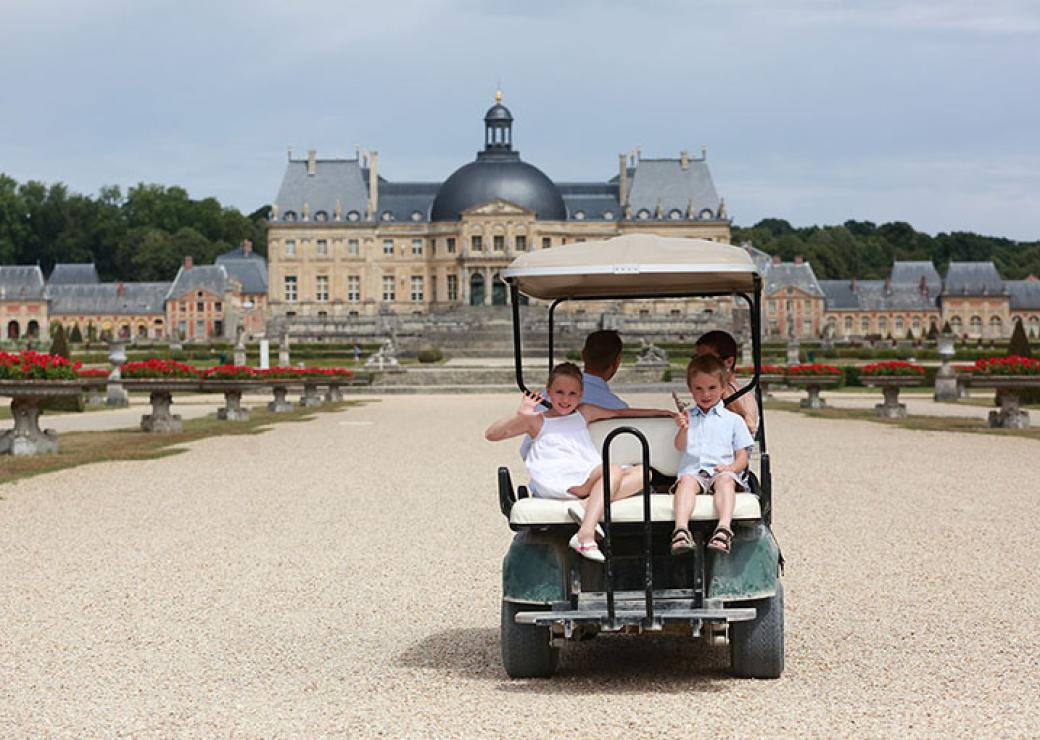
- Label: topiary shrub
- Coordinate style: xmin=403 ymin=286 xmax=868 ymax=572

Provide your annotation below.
xmin=417 ymin=344 xmax=444 ymax=363
xmin=49 ymin=324 xmax=70 ymax=360
xmin=69 ymin=324 xmax=83 ymax=343
xmin=1008 ymin=318 xmax=1032 ymax=358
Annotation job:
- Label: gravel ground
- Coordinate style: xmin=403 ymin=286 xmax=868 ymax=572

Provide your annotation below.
xmin=1 ymin=392 xmax=1038 ymax=737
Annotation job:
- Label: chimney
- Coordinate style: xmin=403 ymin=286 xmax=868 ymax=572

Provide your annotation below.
xmin=884 ymin=277 xmax=892 ymax=295
xmin=1026 ymin=274 xmax=1039 ymax=282
xmin=794 ymin=255 xmax=803 ymax=264
xmin=850 ymin=276 xmax=857 ymax=292
xmin=287 ymin=145 xmax=292 ymax=161
xmin=183 ymin=256 xmax=193 ymax=270
xmin=368 ymin=150 xmax=379 ymax=217
xmin=680 ymin=150 xmax=689 ymax=170
xmin=701 ymin=145 xmax=707 ymax=159
xmin=242 ymin=239 xmax=253 ymax=256
xmin=618 ymin=153 xmax=628 ymax=207
xmin=307 ymin=150 xmax=317 ymax=176
xmin=772 ymin=254 xmax=782 ymax=265
xmin=919 ymin=275 xmax=927 ymax=295
xmin=116 ymin=281 xmax=125 ymax=297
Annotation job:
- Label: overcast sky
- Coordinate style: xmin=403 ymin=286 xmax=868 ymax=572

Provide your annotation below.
xmin=2 ymin=0 xmax=1037 ymax=239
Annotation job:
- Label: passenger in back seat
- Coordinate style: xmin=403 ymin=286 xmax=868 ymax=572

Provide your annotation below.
xmin=485 ymin=362 xmax=680 ymax=563
xmin=693 ymin=330 xmax=759 ymax=437
xmin=670 ymin=354 xmax=755 ymax=558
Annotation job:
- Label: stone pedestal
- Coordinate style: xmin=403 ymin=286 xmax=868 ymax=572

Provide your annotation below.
xmin=300 ymin=382 xmax=323 ymax=407
xmin=141 ymin=391 xmax=182 ymax=432
xmin=875 ymin=386 xmax=907 ymax=418
xmin=217 ymin=390 xmax=250 ymax=421
xmin=106 ymin=341 xmax=129 ymax=408
xmin=988 ymin=387 xmax=1031 ymax=429
xmin=934 ymin=334 xmax=958 ymax=402
xmin=267 ymin=386 xmax=295 ymax=413
xmin=956 ymin=375 xmax=971 ymax=399
xmin=799 ymin=384 xmax=827 ymax=409
xmin=0 ymin=398 xmax=59 ymax=455
xmin=325 ymin=383 xmax=344 ymax=402
xmin=85 ymin=386 xmax=106 ymax=405
xmin=786 ymin=339 xmax=801 ymax=365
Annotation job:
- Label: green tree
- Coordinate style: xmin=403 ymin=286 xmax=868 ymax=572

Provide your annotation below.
xmin=49 ymin=324 xmax=70 ymax=359
xmin=1008 ymin=318 xmax=1031 ymax=358
xmin=69 ymin=324 xmax=83 ymax=343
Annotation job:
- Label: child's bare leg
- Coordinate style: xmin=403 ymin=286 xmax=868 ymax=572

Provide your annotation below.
xmin=614 ymin=465 xmax=648 ymax=501
xmin=713 ymin=476 xmax=736 ymax=531
xmin=672 ymin=475 xmax=699 ymax=532
xmin=567 ymin=465 xmax=602 ymax=499
xmin=577 ymin=464 xmax=624 ymax=543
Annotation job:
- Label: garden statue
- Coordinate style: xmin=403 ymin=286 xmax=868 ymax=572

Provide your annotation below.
xmin=635 ymin=338 xmax=669 ymax=368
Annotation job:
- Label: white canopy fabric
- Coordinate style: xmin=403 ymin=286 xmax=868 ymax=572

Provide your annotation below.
xmin=501 ymin=234 xmax=760 ymax=299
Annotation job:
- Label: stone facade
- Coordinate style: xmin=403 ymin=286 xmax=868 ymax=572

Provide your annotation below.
xmin=0 ymin=266 xmax=48 ymax=340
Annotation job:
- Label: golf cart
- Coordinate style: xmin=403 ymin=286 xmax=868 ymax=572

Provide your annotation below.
xmin=496 ymin=234 xmax=783 ymax=679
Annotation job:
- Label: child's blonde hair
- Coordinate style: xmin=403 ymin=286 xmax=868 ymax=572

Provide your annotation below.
xmin=547 ymin=362 xmax=584 ymax=390
xmin=686 ymin=354 xmax=726 ymax=386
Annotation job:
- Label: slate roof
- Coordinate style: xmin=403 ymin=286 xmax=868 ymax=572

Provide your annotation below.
xmin=48 ymin=263 xmax=100 ymax=285
xmin=376 ymin=181 xmax=439 ymax=223
xmin=942 ymin=261 xmax=1006 ymax=296
xmin=216 ymin=244 xmax=265 ymax=263
xmin=273 ymin=159 xmax=370 ymax=223
xmin=559 ymin=182 xmax=621 ymax=221
xmin=47 ymin=283 xmax=170 ymax=315
xmin=763 ymin=262 xmax=824 ymax=297
xmin=0 ymin=266 xmax=46 ymax=300
xmin=1007 ymin=279 xmax=1040 ymax=310
xmin=625 ymin=158 xmax=722 ymax=220
xmin=889 ymin=261 xmax=941 ymax=292
xmin=739 ymin=243 xmax=772 ymax=275
xmin=166 ymin=265 xmax=230 ymax=300
xmin=218 ymin=259 xmax=268 ymax=295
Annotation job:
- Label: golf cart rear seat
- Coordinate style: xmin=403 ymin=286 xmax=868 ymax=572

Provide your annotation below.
xmin=508 ymin=417 xmax=761 ymax=526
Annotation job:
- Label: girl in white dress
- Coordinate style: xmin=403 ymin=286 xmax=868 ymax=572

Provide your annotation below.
xmin=485 ymin=363 xmax=679 ymax=561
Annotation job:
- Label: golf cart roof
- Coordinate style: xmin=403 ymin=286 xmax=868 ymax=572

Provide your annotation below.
xmin=501 ymin=234 xmax=760 ymax=300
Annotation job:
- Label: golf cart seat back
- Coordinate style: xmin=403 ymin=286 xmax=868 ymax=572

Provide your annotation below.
xmin=509 ymin=417 xmax=761 ymax=527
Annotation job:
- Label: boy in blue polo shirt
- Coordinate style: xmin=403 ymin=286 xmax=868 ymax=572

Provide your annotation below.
xmin=670 ymin=354 xmax=755 ymax=556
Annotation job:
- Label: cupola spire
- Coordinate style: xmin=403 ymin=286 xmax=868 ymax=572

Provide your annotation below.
xmin=483 ymin=90 xmax=514 ymax=155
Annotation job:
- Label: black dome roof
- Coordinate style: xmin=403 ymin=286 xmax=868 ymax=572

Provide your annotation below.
xmin=431 ymin=158 xmax=566 ymax=221
xmin=431 ymin=94 xmax=565 ymax=221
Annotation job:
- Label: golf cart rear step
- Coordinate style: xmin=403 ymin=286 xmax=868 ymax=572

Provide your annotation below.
xmin=515 ymin=606 xmax=756 ymax=632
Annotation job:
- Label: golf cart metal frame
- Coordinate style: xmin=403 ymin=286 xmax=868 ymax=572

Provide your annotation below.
xmin=496 ymin=237 xmax=784 ymax=679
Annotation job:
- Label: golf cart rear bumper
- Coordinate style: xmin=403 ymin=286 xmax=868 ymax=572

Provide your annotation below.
xmin=515 ymin=601 xmax=757 ymax=634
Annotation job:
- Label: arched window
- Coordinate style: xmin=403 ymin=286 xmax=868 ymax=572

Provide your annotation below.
xmin=469 ymin=272 xmax=485 ymax=306
xmin=699 ymin=209 xmax=714 ymax=219
xmin=26 ymin=320 xmax=39 ymax=338
xmin=410 ymin=211 xmax=423 ymax=222
xmin=314 ymin=210 xmax=328 ymax=222
xmin=989 ymin=316 xmax=1002 ymax=335
xmin=380 ymin=210 xmax=394 ymax=222
xmin=1029 ymin=316 xmax=1040 ymax=337
xmin=137 ymin=324 xmax=148 ymax=337
xmin=950 ymin=316 xmax=962 ymax=333
xmin=844 ymin=316 xmax=853 ymax=332
xmin=7 ymin=320 xmax=19 ymax=339
xmin=283 ymin=211 xmax=297 ymax=222
xmin=894 ymin=317 xmax=904 ymax=334
xmin=346 ymin=211 xmax=360 ymax=222
xmin=861 ymin=317 xmax=870 ymax=333
xmin=637 ymin=209 xmax=651 ymax=220
xmin=573 ymin=210 xmax=585 ymax=220
xmin=912 ymin=317 xmax=921 ymax=333
xmin=668 ymin=209 xmax=682 ymax=220
xmin=970 ymin=316 xmax=982 ymax=334
xmin=878 ymin=316 xmax=888 ymax=334
xmin=602 ymin=210 xmax=615 ymax=220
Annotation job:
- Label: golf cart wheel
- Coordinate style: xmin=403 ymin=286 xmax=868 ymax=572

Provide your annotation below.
xmin=730 ymin=581 xmax=784 ymax=679
xmin=501 ymin=600 xmax=559 ymax=678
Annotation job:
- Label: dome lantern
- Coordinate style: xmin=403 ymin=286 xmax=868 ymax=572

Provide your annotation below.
xmin=484 ymin=90 xmax=513 ymax=154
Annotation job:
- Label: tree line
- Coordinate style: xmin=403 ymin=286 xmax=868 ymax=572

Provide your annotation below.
xmin=0 ymin=174 xmax=269 ymax=282
xmin=733 ymin=219 xmax=1040 ymax=281
xmin=2 ymin=173 xmax=1038 ymax=283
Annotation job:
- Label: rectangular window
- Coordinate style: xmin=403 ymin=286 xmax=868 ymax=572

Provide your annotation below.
xmin=214 ymin=302 xmax=222 ymax=312
xmin=471 ymin=235 xmax=482 ymax=252
xmin=285 ymin=240 xmax=296 ymax=257
xmin=195 ymin=320 xmax=206 ymax=336
xmin=196 ymin=301 xmax=205 ymax=312
xmin=446 ymin=237 xmax=456 ymax=254
xmin=493 ymin=235 xmax=505 ymax=252
xmin=178 ymin=319 xmax=186 ymax=335
xmin=347 ymin=275 xmax=360 ymax=302
xmin=348 ymin=239 xmax=360 ymax=256
xmin=542 ymin=237 xmax=551 ymax=249
xmin=382 ymin=275 xmax=395 ymax=301
xmin=284 ymin=276 xmax=297 ymax=302
xmin=447 ymin=274 xmax=458 ymax=301
xmin=316 ymin=275 xmax=329 ymax=302
xmin=411 ymin=276 xmax=424 ymax=302
xmin=861 ymin=317 xmax=870 ymax=332
xmin=213 ymin=320 xmax=223 ymax=336
xmin=383 ymin=239 xmax=394 ymax=256
xmin=180 ymin=302 xmax=187 ymax=313
xmin=515 ymin=235 xmax=527 ymax=251
xmin=411 ymin=239 xmax=423 ymax=256
xmin=317 ymin=239 xmax=328 ymax=257
xmin=317 ymin=310 xmax=328 ymax=320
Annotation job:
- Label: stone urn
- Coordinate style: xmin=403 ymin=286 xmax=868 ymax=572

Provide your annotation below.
xmin=860 ymin=375 xmax=923 ymax=418
xmin=0 ymin=380 xmax=97 ymax=455
xmin=786 ymin=372 xmax=842 ymax=409
xmin=972 ymin=376 xmax=1040 ymax=429
xmin=933 ymin=334 xmax=958 ymax=401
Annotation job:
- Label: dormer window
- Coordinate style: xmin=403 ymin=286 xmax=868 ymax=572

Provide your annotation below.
xmin=602 ymin=210 xmax=615 ymax=220
xmin=347 ymin=210 xmax=361 ymax=222
xmin=699 ymin=209 xmax=714 ymax=220
xmin=573 ymin=210 xmax=585 ymax=220
xmin=314 ymin=210 xmax=328 ymax=222
xmin=668 ymin=209 xmax=683 ymax=220
xmin=283 ymin=211 xmax=297 ymax=222
xmin=381 ymin=211 xmax=394 ymax=222
xmin=637 ymin=209 xmax=651 ymax=220
xmin=410 ymin=211 xmax=423 ymax=222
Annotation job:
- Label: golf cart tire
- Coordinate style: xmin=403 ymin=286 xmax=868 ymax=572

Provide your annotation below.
xmin=730 ymin=581 xmax=784 ymax=679
xmin=501 ymin=600 xmax=559 ymax=678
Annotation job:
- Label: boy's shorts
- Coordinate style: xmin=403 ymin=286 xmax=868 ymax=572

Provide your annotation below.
xmin=675 ymin=469 xmax=747 ymax=494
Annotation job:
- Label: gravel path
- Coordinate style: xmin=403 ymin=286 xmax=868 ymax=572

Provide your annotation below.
xmin=1 ymin=393 xmax=1037 ymax=736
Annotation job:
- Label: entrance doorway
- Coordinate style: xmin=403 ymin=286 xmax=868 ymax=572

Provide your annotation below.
xmin=470 ymin=273 xmax=485 ymax=306
xmin=492 ymin=273 xmax=506 ymax=306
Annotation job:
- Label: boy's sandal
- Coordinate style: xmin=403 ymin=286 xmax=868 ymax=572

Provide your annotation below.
xmin=670 ymin=527 xmax=695 ymax=555
xmin=707 ymin=526 xmax=734 ymax=554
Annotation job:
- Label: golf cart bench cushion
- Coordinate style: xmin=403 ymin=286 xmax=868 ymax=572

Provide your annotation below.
xmin=588 ymin=417 xmax=684 ymax=475
xmin=510 ymin=492 xmax=760 ymax=526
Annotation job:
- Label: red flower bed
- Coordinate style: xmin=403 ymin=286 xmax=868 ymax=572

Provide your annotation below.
xmin=301 ymin=366 xmax=353 ymax=379
xmin=122 ymin=359 xmax=198 ymax=379
xmin=737 ymin=364 xmax=786 ymax=375
xmin=973 ymin=355 xmax=1040 ymax=376
xmin=786 ymin=363 xmax=842 ymax=378
xmin=260 ymin=367 xmax=305 ymax=380
xmin=199 ymin=365 xmax=258 ymax=380
xmin=260 ymin=366 xmax=353 ymax=380
xmin=860 ymin=361 xmax=925 ymax=377
xmin=0 ymin=351 xmax=80 ymax=380
xmin=77 ymin=368 xmax=110 ymax=378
